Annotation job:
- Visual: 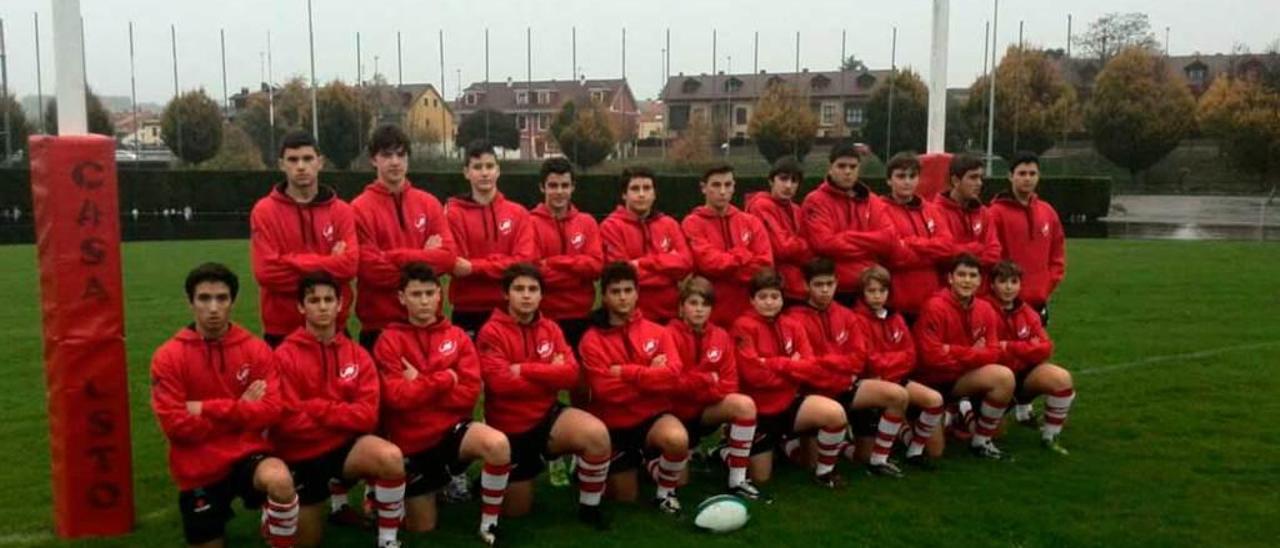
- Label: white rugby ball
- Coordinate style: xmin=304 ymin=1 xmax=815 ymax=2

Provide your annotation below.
xmin=693 ymin=494 xmax=750 ymax=533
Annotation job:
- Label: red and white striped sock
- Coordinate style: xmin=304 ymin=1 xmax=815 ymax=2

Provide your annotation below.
xmin=838 ymin=440 xmax=857 ymax=461
xmin=575 ymin=453 xmax=610 ymax=507
xmin=1042 ymin=389 xmax=1076 ymax=439
xmin=814 ymin=426 xmax=845 ymax=476
xmin=870 ymin=413 xmax=904 ymax=465
xmin=907 ymin=406 xmax=944 ymax=457
xmin=373 ymin=478 xmax=405 ymax=544
xmin=782 ymin=437 xmax=804 ymax=463
xmin=261 ymin=494 xmax=298 ymax=547
xmin=972 ymin=398 xmax=1007 ymax=446
xmin=653 ymin=451 xmax=688 ymax=500
xmin=328 ymin=480 xmax=349 ymax=512
xmin=479 ymin=463 xmax=511 ymax=532
xmin=726 ymin=419 xmax=755 ymax=487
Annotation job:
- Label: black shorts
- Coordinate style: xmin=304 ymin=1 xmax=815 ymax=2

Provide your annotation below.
xmin=841 ymin=384 xmax=884 ymax=437
xmin=452 ymin=310 xmax=493 ymax=339
xmin=404 ymin=420 xmax=472 ymax=498
xmin=1038 ymin=302 xmax=1051 ymax=328
xmin=753 ymin=396 xmax=807 ymax=456
xmin=288 ymin=439 xmax=358 ymax=505
xmin=1014 ymin=368 xmax=1037 ymax=404
xmin=507 ymin=403 xmax=567 ymax=482
xmin=358 ymin=329 xmax=383 ymax=353
xmin=607 ymin=413 xmax=670 ymax=473
xmin=681 ymin=415 xmax=721 ymax=450
xmin=178 ymin=453 xmax=269 ymax=545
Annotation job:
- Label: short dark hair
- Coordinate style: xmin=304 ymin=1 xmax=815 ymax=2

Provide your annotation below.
xmin=885 ymin=152 xmax=921 ymax=177
xmin=540 ymin=157 xmax=575 ymax=185
xmin=749 ymin=268 xmax=784 ymax=296
xmin=949 ymin=153 xmax=984 ymax=180
xmin=802 ymin=256 xmax=837 ymax=282
xmin=279 ymin=130 xmax=318 ymax=158
xmin=399 ymin=261 xmax=440 ymax=290
xmin=600 ymin=261 xmax=638 ymax=289
xmin=297 ymin=270 xmax=340 ymax=304
xmin=619 ymin=166 xmax=656 ymax=195
xmin=678 ymin=275 xmax=716 ymax=306
xmin=185 ymin=262 xmax=239 ymax=303
xmin=501 ymin=262 xmax=543 ymax=292
xmin=464 ymin=139 xmax=496 ymax=165
xmin=1009 ymin=151 xmax=1040 ymax=172
xmin=768 ymin=156 xmax=803 ymax=182
xmin=949 ymin=253 xmax=982 ymax=274
xmin=701 ymin=163 xmax=734 ymax=183
xmin=991 ymin=260 xmax=1023 ymax=282
xmin=860 ymin=265 xmax=891 ymax=290
xmin=829 ymin=140 xmax=862 ymax=164
xmin=368 ymin=124 xmax=411 ymax=158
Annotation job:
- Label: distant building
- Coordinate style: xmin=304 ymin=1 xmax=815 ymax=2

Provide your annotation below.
xmin=365 ymin=83 xmax=456 ymax=154
xmin=1050 ymin=51 xmax=1276 ymax=100
xmin=636 ymin=99 xmax=666 ymax=140
xmin=114 ymin=111 xmax=164 ymax=148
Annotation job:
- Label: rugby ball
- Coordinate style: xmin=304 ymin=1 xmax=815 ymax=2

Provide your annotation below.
xmin=693 ymin=494 xmax=750 ymax=533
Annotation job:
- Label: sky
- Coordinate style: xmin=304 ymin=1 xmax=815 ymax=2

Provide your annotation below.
xmin=0 ymin=0 xmax=1277 ymax=108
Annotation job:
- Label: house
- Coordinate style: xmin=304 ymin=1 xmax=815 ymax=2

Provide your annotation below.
xmin=452 ymin=77 xmax=639 ymax=159
xmin=364 ymin=83 xmax=456 ymax=153
xmin=659 ymin=68 xmax=890 ymax=140
xmin=636 ymin=99 xmax=666 ymax=140
xmin=1051 ymin=51 xmax=1274 ymax=100
xmin=113 ymin=111 xmax=164 ymax=148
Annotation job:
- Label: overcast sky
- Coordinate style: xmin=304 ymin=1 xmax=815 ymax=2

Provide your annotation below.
xmin=1 ymin=0 xmax=1277 ymax=107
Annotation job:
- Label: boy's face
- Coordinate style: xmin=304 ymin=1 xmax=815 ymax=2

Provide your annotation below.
xmin=1010 ymin=162 xmax=1040 ymax=196
xmin=888 ymin=168 xmax=919 ymax=201
xmin=806 ymin=274 xmax=838 ymax=308
xmin=279 ymin=145 xmax=323 ymax=190
xmin=623 ymin=177 xmax=656 ymax=215
xmin=372 ymin=147 xmax=408 ymax=185
xmin=679 ymin=294 xmax=712 ymax=328
xmin=399 ymin=280 xmax=442 ymax=324
xmin=863 ymin=279 xmax=889 ymax=311
xmin=190 ymin=281 xmax=234 ymax=334
xmin=602 ymin=280 xmax=638 ymax=316
xmin=751 ymin=288 xmax=785 ymax=319
xmin=464 ymin=153 xmax=501 ymax=194
xmin=701 ymin=172 xmax=735 ymax=211
xmin=506 ymin=275 xmax=543 ymax=317
xmin=299 ymin=284 xmax=340 ymax=331
xmin=827 ymin=156 xmax=860 ymax=190
xmin=541 ymin=172 xmax=574 ymax=211
xmin=993 ymin=275 xmax=1021 ymax=304
xmin=769 ymin=172 xmax=800 ymax=200
xmin=951 ymin=168 xmax=984 ymax=201
xmin=948 ymin=265 xmax=982 ymax=299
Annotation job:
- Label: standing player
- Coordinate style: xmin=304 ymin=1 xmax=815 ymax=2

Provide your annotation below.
xmin=374 ymin=263 xmax=511 ymax=546
xmin=986 ymin=261 xmax=1076 ymax=454
xmin=801 ymin=141 xmax=898 ymax=304
xmin=912 ymin=254 xmax=1015 ymax=460
xmin=251 ymin=131 xmax=358 ymax=348
xmin=150 ymin=263 xmax=298 ymax=547
xmin=880 ymin=152 xmax=963 ymax=322
xmin=745 ymin=156 xmax=811 ymax=303
xmin=682 ymin=164 xmax=774 ymax=326
xmin=528 ymin=157 xmax=603 ymax=347
xmin=732 ymin=268 xmax=849 ymax=488
xmin=446 ymin=140 xmax=537 ymax=337
xmin=476 ymin=263 xmax=613 ymax=527
xmin=664 ymin=276 xmax=767 ymax=500
xmin=273 ymin=272 xmax=407 ymax=548
xmin=933 ymin=154 xmax=1002 ymax=270
xmin=600 ymin=167 xmax=693 ymax=323
xmin=988 ymin=152 xmax=1066 ymax=326
xmin=579 ymin=262 xmax=689 ymax=514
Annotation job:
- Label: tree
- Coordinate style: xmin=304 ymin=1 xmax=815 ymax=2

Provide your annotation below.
xmin=0 ymin=95 xmax=32 ymax=158
xmin=551 ymin=100 xmax=616 ymax=169
xmin=966 ymin=46 xmax=1079 ymax=157
xmin=234 ymin=78 xmax=311 ymax=165
xmin=201 ymin=122 xmax=267 ymax=170
xmin=748 ymin=83 xmax=819 ymax=163
xmin=42 ymin=88 xmax=115 ymax=137
xmin=161 ymin=89 xmax=224 ymax=165
xmin=862 ymin=68 xmax=928 ymax=158
xmin=302 ymin=80 xmax=373 ymax=169
xmin=1198 ymin=76 xmax=1280 ymax=190
xmin=670 ymin=113 xmax=714 ymax=167
xmin=456 ymin=109 xmax=520 ymax=151
xmin=841 ymin=55 xmax=868 ymax=73
xmin=1074 ymin=13 xmax=1159 ymax=64
xmin=1085 ymin=47 xmax=1196 ymax=184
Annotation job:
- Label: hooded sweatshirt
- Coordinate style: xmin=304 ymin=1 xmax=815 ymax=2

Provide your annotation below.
xmin=476 ymin=308 xmax=580 ymax=434
xmin=783 ymin=301 xmax=867 ymax=397
xmin=681 ymin=205 xmax=774 ymax=326
xmin=988 ymin=192 xmax=1066 ymax=307
xmin=912 ymin=289 xmax=1004 ymax=385
xmin=529 ymin=203 xmax=604 ymax=320
xmin=852 ymin=301 xmax=917 ymax=384
xmin=932 ymin=192 xmax=1003 ymax=269
xmin=744 ymin=191 xmax=812 ymax=300
xmin=665 ymin=318 xmax=739 ymax=421
xmin=579 ymin=309 xmax=683 ymax=429
xmin=731 ymin=309 xmax=846 ymax=415
xmin=445 ymin=192 xmax=538 ymax=313
xmin=599 ymin=206 xmax=693 ymax=323
xmin=984 ymin=296 xmax=1054 ymax=373
xmin=799 ymin=181 xmax=899 ymax=294
xmin=272 ymin=329 xmax=379 ymax=463
xmin=373 ymin=319 xmax=481 ymax=454
xmin=881 ymin=194 xmax=962 ymax=315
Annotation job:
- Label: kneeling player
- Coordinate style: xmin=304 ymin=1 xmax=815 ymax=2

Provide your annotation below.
xmin=477 ymin=263 xmax=613 ymax=527
xmin=374 ymin=263 xmax=511 ymax=546
xmin=732 ymin=269 xmax=849 ymax=488
xmin=580 ymin=261 xmax=689 ymax=514
xmin=987 ymin=260 xmax=1076 ymax=455
xmin=665 ymin=276 xmax=767 ymax=500
xmin=273 ymin=272 xmax=407 ymax=547
xmin=913 ymin=254 xmax=1015 ymax=460
xmin=150 ymin=263 xmax=298 ymax=547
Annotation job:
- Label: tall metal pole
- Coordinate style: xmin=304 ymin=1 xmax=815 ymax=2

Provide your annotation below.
xmin=887 ymin=26 xmax=897 ymax=155
xmin=1 ymin=17 xmax=11 ymax=162
xmin=220 ymin=29 xmax=229 ymax=117
xmin=356 ymin=32 xmax=363 ymax=159
xmin=1164 ymin=26 xmax=1170 ymax=56
xmin=1066 ymin=14 xmax=1072 ymax=58
xmin=572 ymin=27 xmax=577 ymax=81
xmin=985 ymin=0 xmax=999 ymax=171
xmin=484 ymin=28 xmax=489 ymax=143
xmin=712 ymin=29 xmax=717 ymax=142
xmin=926 ymin=0 xmax=949 ymax=153
xmin=439 ymin=29 xmax=447 ymax=155
xmin=128 ymin=21 xmax=139 ymax=165
xmin=35 ymin=13 xmax=45 ymax=134
xmin=525 ymin=26 xmax=532 ymax=160
xmin=981 ymin=21 xmax=989 ymax=153
xmin=1013 ymin=20 xmax=1023 ymax=154
xmin=268 ymin=30 xmax=275 ymax=162
xmin=753 ymin=31 xmax=759 ymax=74
xmin=171 ymin=24 xmax=182 ymax=159
xmin=622 ymin=28 xmax=626 ymax=80
xmin=397 ymin=31 xmax=403 ymax=86
xmin=794 ymin=31 xmax=800 ymax=73
xmin=356 ymin=32 xmax=361 ymax=86
xmin=307 ymin=0 xmax=319 ymax=143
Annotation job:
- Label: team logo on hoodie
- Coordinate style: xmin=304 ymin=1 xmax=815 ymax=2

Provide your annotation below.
xmin=415 ymin=214 xmax=428 ymax=232
xmin=740 ymin=231 xmax=752 ymax=244
xmin=536 ymin=340 xmax=554 ymax=358
xmin=439 ymin=339 xmax=457 ymax=355
xmin=323 ymin=224 xmax=335 ymax=242
xmin=642 ymin=339 xmax=659 ymax=354
xmin=235 ymin=364 xmax=252 ymax=385
xmin=1041 ymin=222 xmax=1051 ymax=237
xmin=890 ymin=328 xmax=904 ymax=343
xmin=1017 ymin=324 xmax=1031 ymax=339
xmin=783 ymin=338 xmax=794 ymax=354
xmin=498 ymin=218 xmax=513 ymax=235
xmin=835 ymin=329 xmax=849 ymax=344
xmin=926 ymin=218 xmax=936 ymax=233
xmin=339 ymin=363 xmax=359 ymax=380
xmin=706 ymin=347 xmax=723 ymax=363
xmin=972 ymin=221 xmax=984 ymax=234
xmin=570 ymin=233 xmax=585 ymax=249
xmin=972 ymin=326 xmax=986 ymax=339
xmin=659 ymin=237 xmax=672 ymax=251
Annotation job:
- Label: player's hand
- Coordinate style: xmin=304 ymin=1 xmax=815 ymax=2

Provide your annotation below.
xmin=651 ymin=354 xmax=667 ymax=367
xmin=609 ymin=365 xmax=622 ymax=377
xmin=509 ymin=364 xmax=522 ymax=377
xmin=331 ymin=241 xmax=347 ymax=255
xmin=791 ymin=352 xmax=802 ymax=361
xmin=185 ymin=401 xmax=202 ymax=415
xmin=400 ymin=357 xmax=420 ymax=380
xmin=552 ymin=353 xmax=565 ymax=365
xmin=242 ymin=380 xmax=266 ymax=402
xmin=453 ymin=258 xmax=473 ymax=277
xmin=629 ymin=259 xmax=641 ymax=269
xmin=446 ymin=369 xmax=459 ymax=385
xmin=425 ymin=234 xmax=443 ymax=249
xmin=975 ymin=337 xmax=987 ymax=348
xmin=710 ymin=372 xmax=720 ymax=384
xmin=1030 ymin=337 xmax=1042 ymax=344
xmin=999 ymin=341 xmax=1009 ymax=351
xmin=942 ymin=344 xmax=951 ymax=354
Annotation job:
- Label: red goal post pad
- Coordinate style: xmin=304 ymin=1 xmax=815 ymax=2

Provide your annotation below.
xmin=917 ymin=152 xmax=952 ymax=201
xmin=29 ymin=135 xmax=135 ymax=537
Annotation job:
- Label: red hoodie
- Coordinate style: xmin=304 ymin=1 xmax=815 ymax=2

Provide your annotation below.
xmin=250 ymin=184 xmax=358 ymax=337
xmin=665 ymin=319 xmax=738 ymax=421
xmin=985 ymin=296 xmax=1054 ymax=373
xmin=783 ymin=302 xmax=867 ymax=397
xmin=529 ymin=204 xmax=604 ymax=320
xmin=476 ymin=309 xmax=579 ymax=434
xmin=932 ymin=192 xmax=1002 ymax=269
xmin=150 ymin=324 xmax=282 ymax=490
xmin=731 ymin=310 xmax=847 ymax=415
xmin=445 ymin=192 xmax=538 ymax=313
xmin=988 ymin=192 xmax=1066 ymax=307
xmin=800 ymin=181 xmax=899 ymax=293
xmin=351 ymin=180 xmax=458 ymax=332
xmin=912 ymin=289 xmax=1004 ymax=386
xmin=852 ymin=301 xmax=918 ymax=384
xmin=272 ymin=329 xmax=379 ymax=463
xmin=681 ymin=205 xmax=774 ymax=326
xmin=579 ymin=311 xmax=683 ymax=429
xmin=744 ymin=192 xmax=812 ymax=300
xmin=599 ymin=207 xmax=693 ymax=323
xmin=373 ymin=319 xmax=481 ymax=455
xmin=881 ymin=195 xmax=963 ymax=315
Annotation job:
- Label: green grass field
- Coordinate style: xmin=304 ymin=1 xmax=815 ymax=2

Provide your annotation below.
xmin=2 ymin=240 xmax=1278 ymax=547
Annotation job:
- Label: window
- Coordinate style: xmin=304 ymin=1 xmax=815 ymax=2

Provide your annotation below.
xmin=681 ymin=79 xmax=701 ymax=94
xmin=517 ymin=115 xmax=527 ymax=131
xmin=668 ymin=105 xmax=690 ymax=130
xmin=735 ymin=106 xmax=748 ymax=125
xmin=725 ymin=78 xmax=744 ymax=93
xmin=811 ymin=75 xmax=831 ymax=90
xmin=591 ymin=90 xmax=606 ymax=103
xmin=465 ymin=93 xmax=477 ymax=105
xmin=1186 ymin=67 xmax=1207 ymax=85
xmin=846 ymin=106 xmax=864 ymax=125
xmin=537 ymin=91 xmax=551 ymax=105
xmin=821 ymin=103 xmax=836 ymax=126
xmin=538 ymin=114 xmax=550 ymax=131
xmin=516 ymin=91 xmax=529 ymax=105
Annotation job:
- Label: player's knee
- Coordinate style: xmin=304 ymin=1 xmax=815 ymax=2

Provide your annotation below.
xmin=888 ymin=385 xmax=910 ymax=410
xmin=818 ymin=399 xmax=848 ymax=427
xmin=725 ymin=393 xmax=756 ymax=419
xmin=481 ymin=433 xmax=511 ymax=464
xmin=1049 ymin=365 xmax=1073 ymax=390
xmin=655 ymin=428 xmax=689 ymax=453
xmin=377 ymin=445 xmax=405 ymax=478
xmin=920 ymin=388 xmax=944 ymax=409
xmin=257 ymin=459 xmax=294 ymax=496
xmin=583 ymin=422 xmax=611 ymax=456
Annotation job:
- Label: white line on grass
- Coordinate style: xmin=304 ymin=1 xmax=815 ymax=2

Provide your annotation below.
xmin=1081 ymin=341 xmax=1280 ymax=376
xmin=0 ymin=507 xmax=173 ymax=546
